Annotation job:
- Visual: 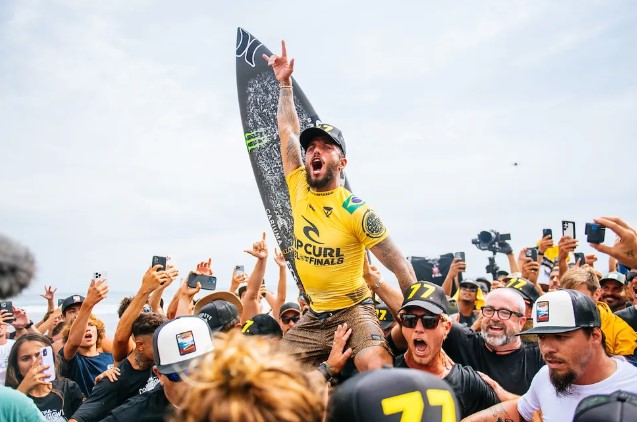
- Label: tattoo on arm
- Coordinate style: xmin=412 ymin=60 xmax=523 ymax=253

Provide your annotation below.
xmin=277 ymin=88 xmax=302 ymax=172
xmin=372 ymin=238 xmax=417 ymax=291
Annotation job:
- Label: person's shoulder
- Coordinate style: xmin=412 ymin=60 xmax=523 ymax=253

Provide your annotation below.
xmin=0 ymin=385 xmax=45 ymax=421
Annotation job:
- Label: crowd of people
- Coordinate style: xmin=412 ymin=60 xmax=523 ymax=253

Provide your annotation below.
xmin=2 ymin=42 xmax=637 ymax=421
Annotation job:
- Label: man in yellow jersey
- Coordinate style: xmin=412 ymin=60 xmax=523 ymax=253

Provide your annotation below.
xmin=263 ymin=42 xmax=417 ymax=373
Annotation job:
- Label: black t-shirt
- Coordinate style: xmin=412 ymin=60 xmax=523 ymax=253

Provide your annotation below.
xmin=458 ymin=312 xmax=479 ymax=327
xmin=615 ymin=306 xmax=637 ymax=332
xmin=443 ymin=322 xmax=545 ymax=395
xmin=57 ymin=348 xmax=114 ymax=397
xmin=72 ymin=357 xmax=159 ymax=422
xmin=30 ymin=378 xmax=85 ymax=421
xmin=100 ymin=384 xmax=170 ymax=422
xmin=394 ymin=354 xmax=499 ymax=418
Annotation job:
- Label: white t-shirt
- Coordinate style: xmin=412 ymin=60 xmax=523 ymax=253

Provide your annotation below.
xmin=518 ymin=357 xmax=637 ymax=421
xmin=0 ymin=339 xmax=16 ymax=385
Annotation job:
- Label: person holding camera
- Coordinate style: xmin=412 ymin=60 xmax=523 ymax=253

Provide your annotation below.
xmin=264 ymin=41 xmax=417 ymax=372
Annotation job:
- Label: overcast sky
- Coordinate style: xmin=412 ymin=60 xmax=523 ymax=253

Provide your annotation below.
xmin=2 ymin=0 xmax=636 ymax=299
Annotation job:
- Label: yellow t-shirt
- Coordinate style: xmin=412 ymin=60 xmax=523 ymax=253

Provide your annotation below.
xmin=286 ymin=166 xmax=389 ymax=312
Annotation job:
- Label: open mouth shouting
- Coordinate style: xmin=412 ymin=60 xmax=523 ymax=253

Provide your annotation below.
xmin=310 ymin=157 xmax=324 ymax=176
xmin=412 ymin=338 xmax=428 ymax=357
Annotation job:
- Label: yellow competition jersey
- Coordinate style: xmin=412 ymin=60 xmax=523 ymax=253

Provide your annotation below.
xmin=286 ymin=166 xmax=389 ymax=312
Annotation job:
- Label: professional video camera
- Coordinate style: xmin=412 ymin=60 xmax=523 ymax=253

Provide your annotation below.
xmin=471 ymin=230 xmax=512 ymax=254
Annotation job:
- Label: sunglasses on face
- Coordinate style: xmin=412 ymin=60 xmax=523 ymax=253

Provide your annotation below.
xmin=399 ymin=313 xmax=441 ymax=329
xmin=481 ymin=306 xmax=523 ymax=320
xmin=281 ymin=315 xmax=300 ymax=324
xmin=163 ymin=369 xmax=191 ymax=382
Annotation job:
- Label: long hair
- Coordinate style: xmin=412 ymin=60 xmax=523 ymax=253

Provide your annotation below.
xmin=5 ymin=333 xmax=56 ymax=389
xmin=172 ymin=331 xmax=326 ymax=422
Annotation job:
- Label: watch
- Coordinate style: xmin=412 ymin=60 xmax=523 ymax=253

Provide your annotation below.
xmin=24 ymin=320 xmax=34 ymax=330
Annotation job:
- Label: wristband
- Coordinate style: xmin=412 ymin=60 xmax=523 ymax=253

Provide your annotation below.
xmin=538 ymin=251 xmax=544 ymax=256
xmin=24 ymin=320 xmax=33 ymax=329
xmin=318 ymin=362 xmax=332 ymax=382
xmin=372 ymin=279 xmax=384 ymax=290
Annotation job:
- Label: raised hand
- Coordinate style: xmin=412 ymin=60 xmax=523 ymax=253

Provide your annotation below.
xmin=589 ymin=217 xmax=637 ymax=268
xmin=196 ymin=258 xmax=213 ymax=276
xmin=262 ymin=40 xmax=295 ymax=85
xmin=40 ymin=286 xmax=57 ymax=302
xmin=363 ymin=254 xmax=382 ymax=290
xmin=12 ymin=307 xmax=30 ymax=328
xmin=558 ymin=236 xmax=578 ymax=260
xmin=17 ymin=360 xmax=52 ymax=394
xmin=273 ymin=248 xmax=286 ymax=268
xmin=538 ymin=235 xmax=554 ymax=254
xmin=325 ymin=323 xmax=353 ymax=376
xmin=85 ymin=278 xmax=109 ymax=307
xmin=244 ymin=232 xmax=268 ymax=260
xmin=448 ymin=258 xmax=466 ymax=278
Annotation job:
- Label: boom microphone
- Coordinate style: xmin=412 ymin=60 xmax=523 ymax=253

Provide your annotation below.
xmin=0 ymin=234 xmax=36 ymax=299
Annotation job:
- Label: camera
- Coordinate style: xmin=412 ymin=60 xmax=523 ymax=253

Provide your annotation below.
xmin=585 ymin=223 xmax=606 ymax=244
xmin=472 ymin=230 xmax=512 ymax=254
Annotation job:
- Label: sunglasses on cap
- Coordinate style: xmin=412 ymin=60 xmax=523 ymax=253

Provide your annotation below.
xmin=163 ymin=369 xmax=191 ymax=382
xmin=281 ymin=315 xmax=300 ymax=324
xmin=460 ymin=285 xmax=478 ymax=292
xmin=399 ymin=314 xmax=441 ymax=329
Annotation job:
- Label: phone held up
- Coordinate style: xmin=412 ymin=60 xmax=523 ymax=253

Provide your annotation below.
xmin=0 ymin=301 xmax=14 ymax=323
xmin=585 ymin=223 xmax=606 ymax=244
xmin=543 ymin=228 xmax=552 ymax=239
xmin=574 ymin=252 xmax=586 ymax=266
xmin=40 ymin=346 xmax=56 ymax=383
xmin=454 ymin=252 xmax=465 ymax=262
xmin=562 ymin=221 xmax=576 ymax=239
xmin=525 ymin=248 xmax=538 ymax=261
xmin=152 ymin=256 xmax=167 ymax=271
xmin=234 ymin=265 xmax=245 ymax=276
xmin=187 ymin=273 xmax=217 ymax=291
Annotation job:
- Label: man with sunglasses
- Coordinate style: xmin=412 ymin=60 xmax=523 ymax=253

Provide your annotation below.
xmin=442 ymin=288 xmax=544 ymax=396
xmin=278 ymin=302 xmax=302 ymax=334
xmin=452 ymin=280 xmax=481 ymax=326
xmin=394 ymin=281 xmax=499 ymax=418
xmin=101 ymin=316 xmax=213 ymax=421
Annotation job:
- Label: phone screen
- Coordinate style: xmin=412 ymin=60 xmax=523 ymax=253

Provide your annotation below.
xmin=562 ymin=221 xmax=576 ymax=239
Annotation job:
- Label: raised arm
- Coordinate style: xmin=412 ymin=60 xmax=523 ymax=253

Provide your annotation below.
xmin=369 ymin=237 xmax=417 ymax=292
xmin=362 ymin=255 xmax=403 ymax=320
xmin=63 ymin=278 xmax=108 ymax=360
xmin=263 ymin=40 xmax=302 ymax=176
xmin=271 ymin=248 xmax=288 ymax=319
xmin=241 ymin=232 xmax=268 ymax=324
xmin=442 ymin=258 xmax=465 ymax=296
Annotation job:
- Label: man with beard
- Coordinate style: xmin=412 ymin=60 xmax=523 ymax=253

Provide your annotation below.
xmin=600 ymin=271 xmax=629 ymax=312
xmin=264 ymin=42 xmax=417 ymax=372
xmin=463 ymin=290 xmax=637 ymax=422
xmin=394 ymin=281 xmax=499 ymax=418
xmin=443 ymin=288 xmax=544 ymax=396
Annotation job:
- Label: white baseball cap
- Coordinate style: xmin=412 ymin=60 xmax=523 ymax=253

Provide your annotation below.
xmin=522 ymin=290 xmax=601 ymax=335
xmin=152 ymin=316 xmax=213 ymax=374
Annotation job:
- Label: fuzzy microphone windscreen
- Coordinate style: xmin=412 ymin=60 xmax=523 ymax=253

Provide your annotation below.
xmin=0 ymin=234 xmax=36 ymax=299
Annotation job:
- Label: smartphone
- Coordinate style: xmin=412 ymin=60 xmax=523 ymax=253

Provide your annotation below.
xmin=187 ymin=273 xmax=217 ymax=291
xmin=562 ymin=221 xmax=576 ymax=239
xmin=57 ymin=299 xmax=63 ymax=307
xmin=234 ymin=265 xmax=245 ymax=276
xmin=525 ymin=248 xmax=538 ymax=261
xmin=92 ymin=271 xmax=107 ymax=280
xmin=585 ymin=223 xmax=606 ymax=244
xmin=39 ymin=346 xmax=56 ymax=383
xmin=574 ymin=252 xmax=586 ymax=266
xmin=152 ymin=256 xmax=167 ymax=271
xmin=0 ymin=301 xmax=14 ymax=323
xmin=454 ymin=252 xmax=465 ymax=262
xmin=543 ymin=228 xmax=552 ymax=239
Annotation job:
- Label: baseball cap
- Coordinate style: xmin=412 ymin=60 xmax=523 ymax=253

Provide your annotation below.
xmin=194 ymin=291 xmax=243 ymax=316
xmin=399 ymin=281 xmax=449 ymax=315
xmin=459 ymin=279 xmax=480 ymax=290
xmin=235 ymin=283 xmax=247 ymax=298
xmin=279 ymin=302 xmax=301 ymax=318
xmin=241 ymin=314 xmax=283 ymax=338
xmin=327 ymin=367 xmax=460 ymax=422
xmin=61 ymin=295 xmax=85 ymax=315
xmin=300 ymin=123 xmax=347 ymax=156
xmin=153 ymin=316 xmax=214 ymax=374
xmin=522 ymin=290 xmax=601 ymax=335
xmin=600 ymin=272 xmax=627 ymax=286
xmin=504 ymin=277 xmax=540 ymax=304
xmin=626 ymin=272 xmax=637 ymax=283
xmin=374 ymin=301 xmax=395 ymax=330
xmin=497 ymin=270 xmax=510 ymax=278
xmin=198 ymin=301 xmax=238 ymax=333
xmin=476 ymin=276 xmax=491 ymax=290
xmin=574 ymin=390 xmax=637 ymax=422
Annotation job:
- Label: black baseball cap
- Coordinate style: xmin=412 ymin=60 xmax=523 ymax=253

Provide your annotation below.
xmin=459 ymin=279 xmax=480 ymax=290
xmin=374 ymin=301 xmax=395 ymax=330
xmin=198 ymin=300 xmax=238 ymax=333
xmin=574 ymin=390 xmax=637 ymax=422
xmin=279 ymin=302 xmax=301 ymax=318
xmin=61 ymin=295 xmax=85 ymax=315
xmin=241 ymin=314 xmax=283 ymax=338
xmin=327 ymin=367 xmax=460 ymax=422
xmin=626 ymin=272 xmax=637 ymax=283
xmin=522 ymin=290 xmax=601 ymax=335
xmin=399 ymin=281 xmax=449 ymax=315
xmin=504 ymin=277 xmax=540 ymax=304
xmin=300 ymin=123 xmax=346 ymax=156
